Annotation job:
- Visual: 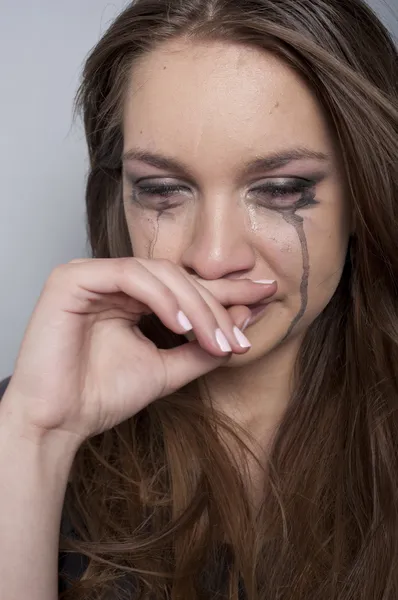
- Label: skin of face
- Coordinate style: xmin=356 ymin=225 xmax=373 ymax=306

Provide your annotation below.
xmin=121 ymin=39 xmax=351 ymax=388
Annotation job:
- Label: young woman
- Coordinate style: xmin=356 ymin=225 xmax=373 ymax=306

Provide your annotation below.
xmin=0 ymin=0 xmax=397 ymax=598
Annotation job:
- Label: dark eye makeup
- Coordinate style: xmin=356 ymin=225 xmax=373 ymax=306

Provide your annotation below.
xmin=249 ymin=178 xmax=319 ymax=210
xmin=129 ymin=176 xmax=320 ymax=213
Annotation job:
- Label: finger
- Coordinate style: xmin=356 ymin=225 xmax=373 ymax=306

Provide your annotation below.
xmin=177 ymin=276 xmax=253 ymax=351
xmin=52 ymin=258 xmax=193 ymax=338
xmin=159 ymin=340 xmax=231 ymax=396
xmin=226 ymin=305 xmax=252 ymax=331
xmin=140 ymin=259 xmax=249 ymax=356
xmin=179 ymin=271 xmax=277 ymax=306
xmin=182 ymin=305 xmax=252 ymax=344
xmin=61 ymin=258 xmax=236 ymax=359
xmin=67 ymin=290 xmax=150 ymax=316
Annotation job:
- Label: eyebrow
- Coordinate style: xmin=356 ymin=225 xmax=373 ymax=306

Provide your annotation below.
xmin=122 ymin=147 xmax=331 ymax=179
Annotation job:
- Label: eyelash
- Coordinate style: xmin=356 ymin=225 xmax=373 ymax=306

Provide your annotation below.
xmin=131 ymin=180 xmax=317 ymax=211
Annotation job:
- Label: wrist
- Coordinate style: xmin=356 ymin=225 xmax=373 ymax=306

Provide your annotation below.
xmin=0 ymin=392 xmax=82 ymax=459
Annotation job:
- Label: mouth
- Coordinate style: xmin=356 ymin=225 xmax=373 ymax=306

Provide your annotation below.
xmin=245 ymin=300 xmax=274 ymax=327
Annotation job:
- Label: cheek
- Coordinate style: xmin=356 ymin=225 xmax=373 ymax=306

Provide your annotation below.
xmin=299 ymin=217 xmax=349 ymax=327
xmin=251 ymin=209 xmax=348 ymax=320
xmin=306 ymin=228 xmax=348 ymax=302
xmin=125 ymin=207 xmax=191 ymax=260
xmin=247 ymin=210 xmax=305 ymax=283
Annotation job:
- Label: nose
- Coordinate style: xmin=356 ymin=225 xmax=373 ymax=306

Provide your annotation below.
xmin=181 ymin=197 xmax=256 ymax=280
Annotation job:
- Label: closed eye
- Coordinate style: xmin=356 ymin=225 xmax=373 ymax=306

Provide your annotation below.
xmin=131 ymin=178 xmax=320 ymax=212
xmin=134 ymin=184 xmax=189 ymax=198
xmin=250 ymin=178 xmax=319 ymax=210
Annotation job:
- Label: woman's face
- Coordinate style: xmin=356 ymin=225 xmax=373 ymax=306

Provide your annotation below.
xmin=122 ymin=39 xmax=350 ymax=366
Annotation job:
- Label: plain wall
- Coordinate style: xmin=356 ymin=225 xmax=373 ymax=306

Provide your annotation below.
xmin=0 ymin=0 xmax=396 ymax=380
xmin=0 ymin=0 xmax=129 ymax=380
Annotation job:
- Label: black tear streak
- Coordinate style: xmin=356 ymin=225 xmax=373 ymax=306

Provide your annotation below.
xmin=279 ymin=190 xmax=314 ymax=342
xmin=148 ymin=213 xmax=161 ymax=259
xmin=132 ymin=189 xmax=161 ymax=259
xmin=134 ymin=189 xmax=312 ymax=339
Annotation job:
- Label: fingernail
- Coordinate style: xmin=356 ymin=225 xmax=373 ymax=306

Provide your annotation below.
xmin=177 ymin=310 xmax=193 ymax=331
xmin=253 ymin=279 xmax=276 ymax=284
xmin=215 ymin=328 xmax=232 ymax=352
xmin=242 ymin=317 xmax=251 ymax=331
xmin=233 ymin=326 xmax=251 ymax=348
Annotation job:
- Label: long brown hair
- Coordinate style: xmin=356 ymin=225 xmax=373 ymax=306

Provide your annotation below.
xmin=60 ymin=0 xmax=398 ymax=598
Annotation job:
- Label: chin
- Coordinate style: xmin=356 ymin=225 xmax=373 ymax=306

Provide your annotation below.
xmin=225 ymin=318 xmax=307 ymax=369
xmin=224 ymin=335 xmax=281 ymax=368
xmin=183 ymin=326 xmax=288 ymax=369
xmin=182 ymin=304 xmax=298 ymax=367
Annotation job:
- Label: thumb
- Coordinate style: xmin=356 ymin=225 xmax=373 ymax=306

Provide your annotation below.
xmin=159 ymin=340 xmax=230 ymax=396
xmin=158 ymin=304 xmax=252 ymax=396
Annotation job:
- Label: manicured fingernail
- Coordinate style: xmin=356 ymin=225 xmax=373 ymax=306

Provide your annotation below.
xmin=242 ymin=317 xmax=251 ymax=331
xmin=253 ymin=279 xmax=276 ymax=284
xmin=215 ymin=328 xmax=232 ymax=352
xmin=177 ymin=310 xmax=193 ymax=331
xmin=233 ymin=326 xmax=251 ymax=348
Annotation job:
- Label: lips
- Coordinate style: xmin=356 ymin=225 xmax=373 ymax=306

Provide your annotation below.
xmin=245 ymin=300 xmax=274 ymax=325
xmin=248 ymin=303 xmax=268 ymax=316
xmin=247 ymin=298 xmax=274 ymax=311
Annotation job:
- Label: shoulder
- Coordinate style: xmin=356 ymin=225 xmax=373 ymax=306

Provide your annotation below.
xmin=0 ymin=376 xmax=12 ymax=400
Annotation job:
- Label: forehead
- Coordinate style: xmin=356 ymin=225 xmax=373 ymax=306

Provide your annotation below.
xmin=123 ymin=40 xmax=333 ymax=171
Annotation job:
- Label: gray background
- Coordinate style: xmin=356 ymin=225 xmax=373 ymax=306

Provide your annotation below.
xmin=0 ymin=0 xmax=396 ymax=380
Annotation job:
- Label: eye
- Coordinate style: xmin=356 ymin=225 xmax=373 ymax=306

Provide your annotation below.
xmin=131 ymin=183 xmax=190 ymax=212
xmin=135 ymin=183 xmax=189 ymax=198
xmin=250 ymin=178 xmax=319 ymax=211
xmin=130 ymin=178 xmax=320 ymax=213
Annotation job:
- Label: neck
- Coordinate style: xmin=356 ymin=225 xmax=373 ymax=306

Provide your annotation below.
xmin=202 ymin=337 xmax=302 ymax=515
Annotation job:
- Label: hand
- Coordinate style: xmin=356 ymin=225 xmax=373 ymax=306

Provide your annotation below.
xmin=2 ymin=258 xmax=276 ymax=444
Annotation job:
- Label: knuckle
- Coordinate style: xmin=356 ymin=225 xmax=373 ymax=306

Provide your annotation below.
xmin=50 ymin=263 xmax=68 ymax=280
xmin=116 ymin=256 xmax=137 ymax=276
xmin=45 ymin=264 xmax=71 ymax=290
xmin=161 ymin=286 xmax=179 ymax=308
xmin=209 ymin=297 xmax=232 ymax=324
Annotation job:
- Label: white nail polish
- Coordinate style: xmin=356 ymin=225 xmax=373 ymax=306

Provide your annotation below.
xmin=233 ymin=326 xmax=251 ymax=348
xmin=215 ymin=329 xmax=232 ymax=352
xmin=177 ymin=310 xmax=193 ymax=331
xmin=242 ymin=317 xmax=251 ymax=331
xmin=253 ymin=279 xmax=276 ymax=284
